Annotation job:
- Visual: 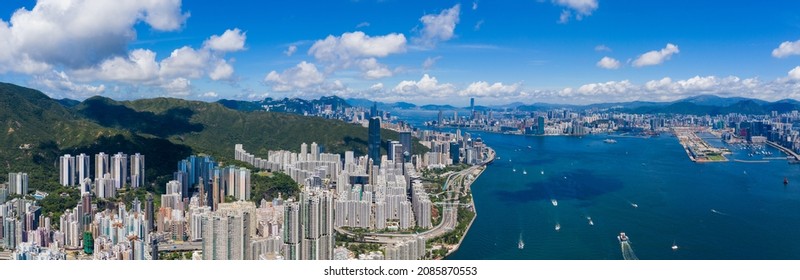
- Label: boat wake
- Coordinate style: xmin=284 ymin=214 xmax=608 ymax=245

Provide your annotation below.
xmin=710 ymin=209 xmax=729 ymax=216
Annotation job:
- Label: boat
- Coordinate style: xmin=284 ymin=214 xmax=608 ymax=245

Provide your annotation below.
xmin=671 ymin=241 xmax=679 ymax=251
xmin=618 ymin=232 xmax=629 ymax=242
xmin=540 ymin=170 xmax=544 ymax=175
xmin=587 ymin=217 xmax=594 ymax=226
xmin=512 ymin=168 xmax=516 ymax=172
xmin=604 ymin=139 xmax=617 ymax=144
xmin=523 ymin=170 xmax=527 ymax=175
xmin=631 ymin=203 xmax=638 ymax=208
xmin=555 ymin=223 xmax=561 ymax=231
xmin=784 ymin=177 xmax=789 ymax=185
xmin=527 ymin=145 xmax=532 ymax=149
xmin=551 ymin=199 xmax=558 ymax=206
xmin=518 ymin=234 xmax=525 ymax=250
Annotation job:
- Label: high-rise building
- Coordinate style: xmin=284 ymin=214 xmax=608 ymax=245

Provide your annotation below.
xmin=110 ymin=153 xmax=128 ymax=189
xmin=537 ymin=116 xmax=546 ymax=135
xmin=146 ymin=193 xmax=155 ymax=233
xmin=59 ymin=154 xmax=76 ymax=186
xmin=130 ymin=153 xmax=145 ymax=189
xmin=387 ymin=140 xmax=402 ymax=161
xmin=76 ymin=153 xmax=90 ymax=182
xmin=368 ymin=117 xmax=381 ymax=167
xmin=449 ymin=142 xmax=460 ymax=164
xmin=399 ymin=131 xmax=412 ymax=160
xmin=310 ymin=142 xmax=320 ymax=161
xmin=95 ymin=153 xmax=109 ymax=181
xmin=201 ymin=210 xmax=252 ymax=260
xmin=300 ymin=143 xmax=308 ymax=161
xmin=7 ymin=172 xmax=28 ymax=195
xmin=370 ymin=102 xmax=378 ymax=119
xmin=438 ymin=110 xmax=443 ymax=127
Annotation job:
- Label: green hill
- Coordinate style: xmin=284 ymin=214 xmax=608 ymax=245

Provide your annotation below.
xmin=0 ymin=83 xmax=427 ymax=195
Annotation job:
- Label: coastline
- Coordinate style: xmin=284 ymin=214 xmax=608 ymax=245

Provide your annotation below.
xmin=442 ymin=147 xmax=494 ymax=259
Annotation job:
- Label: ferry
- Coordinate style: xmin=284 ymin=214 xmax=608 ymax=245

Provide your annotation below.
xmin=604 ymin=139 xmax=617 ymax=144
xmin=618 ymin=232 xmax=629 ymax=243
xmin=551 ymin=199 xmax=558 ymax=206
xmin=555 ymin=223 xmax=561 ymax=231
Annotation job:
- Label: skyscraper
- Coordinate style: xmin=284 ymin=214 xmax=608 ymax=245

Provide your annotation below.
xmin=7 ymin=172 xmax=28 ymax=195
xmin=368 ymin=117 xmax=381 ymax=167
xmin=130 ymin=153 xmax=145 ymax=189
xmin=370 ymin=102 xmax=378 ymax=119
xmin=59 ymin=154 xmax=76 ymax=186
xmin=110 ymin=153 xmax=128 ymax=189
xmin=76 ymin=153 xmax=90 ymax=182
xmin=449 ymin=142 xmax=460 ymax=164
xmin=146 ymin=193 xmax=155 ymax=233
xmin=95 ymin=152 xmax=109 ymax=182
xmin=310 ymin=142 xmax=320 ymax=161
xmin=537 ymin=116 xmax=546 ymax=135
xmin=399 ymin=131 xmax=412 ymax=161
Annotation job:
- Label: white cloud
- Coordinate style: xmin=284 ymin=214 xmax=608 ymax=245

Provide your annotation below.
xmin=203 ymin=28 xmax=246 ymax=52
xmin=358 ymin=58 xmax=393 ymax=80
xmin=162 ymin=77 xmax=191 ymax=96
xmin=789 ymin=66 xmax=800 ymax=81
xmin=393 ymin=74 xmax=456 ymax=97
xmin=284 ymin=45 xmax=297 ymax=56
xmin=209 ymin=60 xmax=234 ymax=81
xmin=472 ymin=1 xmax=479 ymax=10
xmin=460 ymin=81 xmax=521 ymax=97
xmin=594 ymin=45 xmax=612 ymax=52
xmin=309 ymin=31 xmax=407 ymax=63
xmin=308 ymin=31 xmax=405 ymax=78
xmin=369 ymin=83 xmax=384 ymax=91
xmin=596 ymin=56 xmax=621 ymax=69
xmin=632 ymin=43 xmax=680 ymax=67
xmin=33 ymin=70 xmax=106 ymax=97
xmin=423 ymin=56 xmax=442 ymax=70
xmin=414 ymin=4 xmax=461 ymax=47
xmin=200 ymin=91 xmax=218 ymax=98
xmin=0 ymin=0 xmax=189 ymax=72
xmin=72 ymin=29 xmax=244 ymax=85
xmin=773 ymin=40 xmax=800 ymax=58
xmin=554 ymin=0 xmax=598 ymax=23
xmin=356 ymin=22 xmax=370 ymax=28
xmin=265 ymin=61 xmax=326 ymax=92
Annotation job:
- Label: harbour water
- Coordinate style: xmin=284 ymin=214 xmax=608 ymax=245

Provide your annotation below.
xmin=441 ymin=132 xmax=800 ymax=260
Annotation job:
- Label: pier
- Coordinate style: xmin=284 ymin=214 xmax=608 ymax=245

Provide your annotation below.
xmin=766 ymin=141 xmax=800 ymax=161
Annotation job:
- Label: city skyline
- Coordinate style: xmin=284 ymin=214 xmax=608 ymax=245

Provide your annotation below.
xmin=2 ymin=1 xmax=800 ymax=105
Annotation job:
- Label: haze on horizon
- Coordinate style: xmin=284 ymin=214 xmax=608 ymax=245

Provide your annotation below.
xmin=1 ymin=0 xmax=800 ymax=106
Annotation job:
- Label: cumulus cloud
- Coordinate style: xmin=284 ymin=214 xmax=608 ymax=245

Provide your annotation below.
xmin=632 ymin=43 xmax=680 ymax=67
xmin=0 ymin=0 xmax=189 ymax=72
xmin=596 ymin=56 xmax=621 ymax=69
xmin=308 ymin=31 xmax=405 ymax=78
xmin=789 ymin=66 xmax=800 ymax=81
xmin=357 ymin=58 xmax=393 ymax=80
xmin=309 ymin=31 xmax=407 ymax=63
xmin=773 ymin=40 xmax=800 ymax=58
xmin=209 ymin=60 xmax=235 ymax=81
xmin=460 ymin=81 xmax=521 ymax=97
xmin=33 ymin=71 xmax=106 ymax=97
xmin=203 ymin=28 xmax=246 ymax=52
xmin=554 ymin=0 xmax=598 ymax=23
xmin=393 ymin=74 xmax=456 ymax=97
xmin=162 ymin=77 xmax=192 ymax=96
xmin=264 ymin=61 xmax=325 ymax=92
xmin=284 ymin=45 xmax=297 ymax=56
xmin=414 ymin=4 xmax=461 ymax=47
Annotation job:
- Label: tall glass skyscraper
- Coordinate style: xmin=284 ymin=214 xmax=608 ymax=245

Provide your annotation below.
xmin=368 ymin=117 xmax=381 ymax=167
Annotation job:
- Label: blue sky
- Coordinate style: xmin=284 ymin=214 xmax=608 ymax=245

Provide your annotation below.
xmin=2 ymin=0 xmax=800 ymax=105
